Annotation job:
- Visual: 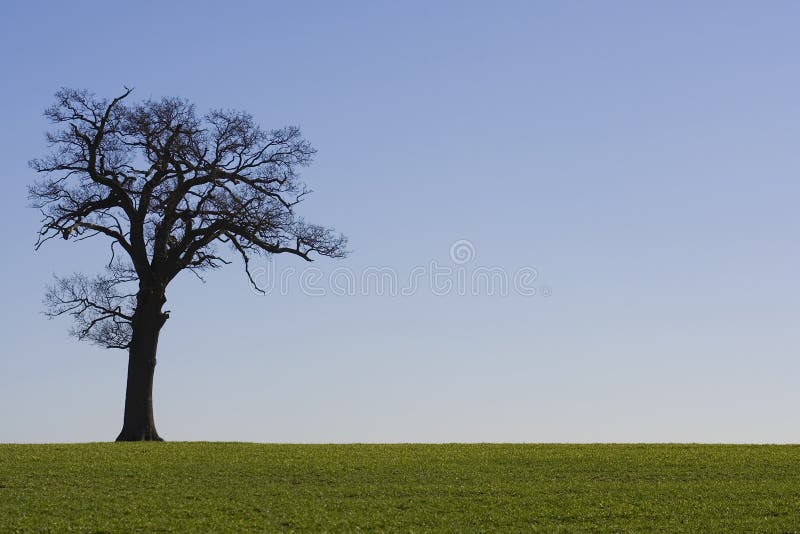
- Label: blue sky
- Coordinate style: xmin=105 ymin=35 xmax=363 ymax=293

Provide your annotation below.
xmin=1 ymin=1 xmax=798 ymax=442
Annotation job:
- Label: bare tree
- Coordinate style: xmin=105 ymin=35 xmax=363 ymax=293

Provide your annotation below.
xmin=30 ymin=88 xmax=347 ymax=441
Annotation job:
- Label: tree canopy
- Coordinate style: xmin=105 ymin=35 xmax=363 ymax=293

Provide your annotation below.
xmin=31 ymin=88 xmax=347 ymax=349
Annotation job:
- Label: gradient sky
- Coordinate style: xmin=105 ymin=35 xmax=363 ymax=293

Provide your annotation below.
xmin=1 ymin=1 xmax=798 ymax=443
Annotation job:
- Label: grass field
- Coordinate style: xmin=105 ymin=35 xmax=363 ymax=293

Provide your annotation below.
xmin=1 ymin=443 xmax=799 ymax=532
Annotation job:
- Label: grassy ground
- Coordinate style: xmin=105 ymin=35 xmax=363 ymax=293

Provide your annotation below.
xmin=1 ymin=443 xmax=799 ymax=532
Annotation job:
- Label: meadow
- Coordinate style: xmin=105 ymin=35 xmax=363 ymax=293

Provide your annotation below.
xmin=1 ymin=443 xmax=799 ymax=531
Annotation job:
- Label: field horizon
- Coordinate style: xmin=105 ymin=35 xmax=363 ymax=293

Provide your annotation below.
xmin=3 ymin=442 xmax=799 ymax=531
xmin=3 ymin=440 xmax=800 ymax=445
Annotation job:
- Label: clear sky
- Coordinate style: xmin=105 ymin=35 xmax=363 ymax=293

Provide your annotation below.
xmin=1 ymin=1 xmax=798 ymax=443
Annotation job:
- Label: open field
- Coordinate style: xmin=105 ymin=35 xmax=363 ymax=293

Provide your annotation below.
xmin=1 ymin=443 xmax=799 ymax=532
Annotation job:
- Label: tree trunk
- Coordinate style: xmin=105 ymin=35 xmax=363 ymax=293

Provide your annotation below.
xmin=116 ymin=287 xmax=168 ymax=442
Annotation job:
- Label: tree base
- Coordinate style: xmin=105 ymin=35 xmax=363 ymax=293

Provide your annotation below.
xmin=115 ymin=428 xmax=164 ymax=442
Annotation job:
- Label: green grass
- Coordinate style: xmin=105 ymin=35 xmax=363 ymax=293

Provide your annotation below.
xmin=1 ymin=443 xmax=799 ymax=532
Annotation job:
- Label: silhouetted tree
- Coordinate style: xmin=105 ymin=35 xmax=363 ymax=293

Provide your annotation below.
xmin=31 ymin=88 xmax=347 ymax=441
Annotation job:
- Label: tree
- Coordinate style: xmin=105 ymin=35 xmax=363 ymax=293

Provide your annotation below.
xmin=30 ymin=88 xmax=347 ymax=441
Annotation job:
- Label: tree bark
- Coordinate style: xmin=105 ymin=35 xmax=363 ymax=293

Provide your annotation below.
xmin=116 ymin=287 xmax=168 ymax=442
